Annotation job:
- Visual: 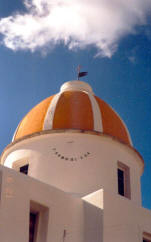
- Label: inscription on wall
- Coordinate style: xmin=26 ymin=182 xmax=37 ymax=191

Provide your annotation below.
xmin=51 ymin=147 xmax=91 ymax=161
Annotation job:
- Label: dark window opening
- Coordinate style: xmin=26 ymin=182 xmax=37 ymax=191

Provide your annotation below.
xmin=29 ymin=212 xmax=38 ymax=242
xmin=30 ymin=201 xmax=49 ymax=242
xmin=117 ymin=161 xmax=131 ymax=199
xmin=143 ymin=232 xmax=151 ymax=242
xmin=118 ymin=168 xmax=124 ymax=196
xmin=20 ymin=164 xmax=29 ymax=175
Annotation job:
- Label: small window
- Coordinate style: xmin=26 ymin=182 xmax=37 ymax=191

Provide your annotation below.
xmin=29 ymin=212 xmax=38 ymax=242
xmin=118 ymin=168 xmax=124 ymax=196
xmin=117 ymin=161 xmax=131 ymax=199
xmin=30 ymin=201 xmax=49 ymax=242
xmin=143 ymin=232 xmax=151 ymax=242
xmin=12 ymin=159 xmax=29 ymax=174
xmin=20 ymin=164 xmax=29 ymax=175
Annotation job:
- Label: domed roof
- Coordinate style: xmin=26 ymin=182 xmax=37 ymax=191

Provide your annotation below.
xmin=13 ymin=81 xmax=132 ymax=145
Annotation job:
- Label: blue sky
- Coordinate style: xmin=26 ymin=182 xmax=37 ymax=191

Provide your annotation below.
xmin=0 ymin=0 xmax=151 ymax=208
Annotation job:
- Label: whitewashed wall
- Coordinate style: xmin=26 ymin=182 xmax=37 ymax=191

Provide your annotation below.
xmin=0 ymin=165 xmax=103 ymax=242
xmin=2 ymin=132 xmax=143 ymax=205
xmin=0 ymin=165 xmax=151 ymax=242
xmin=83 ymin=189 xmax=151 ymax=242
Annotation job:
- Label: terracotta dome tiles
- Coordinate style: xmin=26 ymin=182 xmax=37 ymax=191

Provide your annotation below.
xmin=95 ymin=96 xmax=131 ymax=145
xmin=13 ymin=81 xmax=132 ymax=146
xmin=53 ymin=91 xmax=94 ymax=130
xmin=14 ymin=96 xmax=54 ymax=140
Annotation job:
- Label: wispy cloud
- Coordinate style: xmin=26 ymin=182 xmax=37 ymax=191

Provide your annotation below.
xmin=128 ymin=55 xmax=136 ymax=64
xmin=127 ymin=46 xmax=139 ymax=64
xmin=0 ymin=0 xmax=150 ymax=57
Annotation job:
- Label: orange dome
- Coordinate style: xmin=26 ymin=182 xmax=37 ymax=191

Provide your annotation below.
xmin=13 ymin=81 xmax=132 ymax=146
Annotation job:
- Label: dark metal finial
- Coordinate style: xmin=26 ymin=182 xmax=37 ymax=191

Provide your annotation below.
xmin=77 ymin=65 xmax=88 ymax=80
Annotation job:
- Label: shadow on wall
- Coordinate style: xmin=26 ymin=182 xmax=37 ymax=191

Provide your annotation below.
xmin=83 ymin=201 xmax=103 ymax=242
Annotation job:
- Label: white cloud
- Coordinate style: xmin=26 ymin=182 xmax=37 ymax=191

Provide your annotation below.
xmin=0 ymin=0 xmax=150 ymax=57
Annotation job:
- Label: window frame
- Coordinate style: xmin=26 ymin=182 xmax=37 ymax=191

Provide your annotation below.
xmin=12 ymin=159 xmax=29 ymax=174
xmin=30 ymin=201 xmax=49 ymax=242
xmin=117 ymin=161 xmax=131 ymax=199
xmin=29 ymin=212 xmax=39 ymax=242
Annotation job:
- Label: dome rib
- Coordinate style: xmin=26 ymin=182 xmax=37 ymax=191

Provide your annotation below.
xmin=43 ymin=93 xmax=62 ymax=130
xmin=13 ymin=95 xmax=54 ymax=140
xmin=95 ymin=96 xmax=131 ymax=145
xmin=13 ymin=81 xmax=132 ymax=146
xmin=86 ymin=92 xmax=103 ymax=132
xmin=52 ymin=91 xmax=94 ymax=130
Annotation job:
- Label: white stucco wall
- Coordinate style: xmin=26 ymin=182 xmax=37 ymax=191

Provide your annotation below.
xmin=83 ymin=189 xmax=151 ymax=242
xmin=0 ymin=165 xmax=87 ymax=242
xmin=0 ymin=164 xmax=151 ymax=242
xmin=103 ymin=190 xmax=151 ymax=242
xmin=2 ymin=132 xmax=143 ymax=206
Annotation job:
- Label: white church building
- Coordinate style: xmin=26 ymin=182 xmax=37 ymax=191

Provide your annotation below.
xmin=0 ymin=80 xmax=151 ymax=242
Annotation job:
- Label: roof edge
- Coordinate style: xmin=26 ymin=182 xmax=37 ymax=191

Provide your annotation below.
xmin=1 ymin=129 xmax=144 ymax=174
